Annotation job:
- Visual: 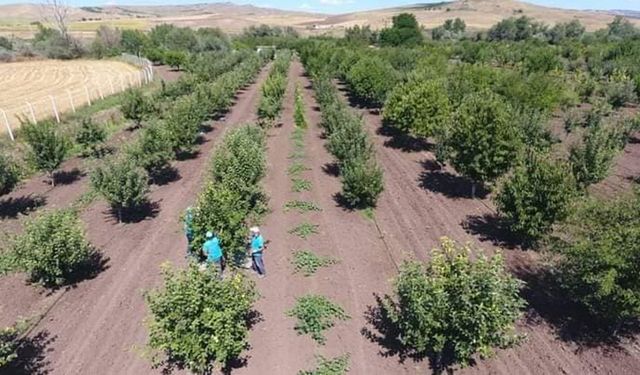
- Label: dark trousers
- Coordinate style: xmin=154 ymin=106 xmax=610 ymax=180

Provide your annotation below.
xmin=252 ymin=253 xmax=265 ymax=276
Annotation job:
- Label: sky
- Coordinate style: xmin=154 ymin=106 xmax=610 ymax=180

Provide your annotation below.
xmin=1 ymin=0 xmax=640 ymax=14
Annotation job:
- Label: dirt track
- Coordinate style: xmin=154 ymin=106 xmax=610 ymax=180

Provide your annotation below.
xmin=1 ymin=65 xmax=270 ymax=374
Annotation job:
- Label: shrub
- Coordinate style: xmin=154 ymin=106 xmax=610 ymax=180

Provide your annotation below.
xmin=121 ymin=88 xmax=151 ymax=127
xmin=21 ymin=120 xmax=70 ymax=186
xmin=443 ymin=91 xmax=521 ymax=195
xmin=379 ymin=13 xmax=424 ymax=47
xmin=569 ymin=123 xmax=621 ymax=188
xmin=553 ymin=192 xmax=640 ymax=324
xmin=327 ymin=116 xmax=372 ymax=164
xmin=287 ymin=294 xmax=350 ymax=344
xmin=291 ymin=250 xmax=336 ymax=276
xmin=125 ymin=124 xmax=174 ymax=182
xmin=299 ymin=354 xmax=350 ymax=375
xmin=340 ymin=156 xmax=384 ymax=208
xmin=75 ymin=118 xmax=107 ymax=157
xmin=164 ymin=50 xmax=187 ymax=70
xmin=162 ymin=95 xmax=205 ymax=155
xmin=346 ymin=57 xmax=397 ymax=107
xmin=383 ymin=238 xmax=525 ymax=369
xmin=383 ymin=79 xmax=452 ymax=138
xmin=12 ymin=209 xmax=94 ymax=286
xmin=0 ymin=326 xmax=19 ymax=367
xmin=294 ymin=85 xmax=307 ymax=129
xmin=91 ymin=157 xmax=150 ymax=221
xmin=603 ymin=70 xmax=637 ymax=108
xmin=0 ymin=154 xmax=20 ymax=195
xmin=146 ymin=263 xmax=258 ymax=373
xmin=495 ymin=151 xmax=576 ymax=244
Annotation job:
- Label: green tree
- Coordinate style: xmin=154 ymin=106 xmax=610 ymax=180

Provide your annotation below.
xmin=553 ymin=192 xmax=640 ymax=325
xmin=146 ymin=264 xmax=258 ymax=373
xmin=346 ymin=57 xmax=397 ymax=107
xmin=340 ymin=156 xmax=384 ymax=208
xmin=383 ymin=79 xmax=452 ymax=137
xmin=383 ymin=238 xmax=524 ymax=369
xmin=121 ymin=29 xmax=148 ymax=55
xmin=125 ymin=124 xmax=174 ymax=181
xmin=569 ymin=123 xmax=621 ymax=189
xmin=12 ymin=209 xmax=94 ymax=286
xmin=443 ymin=91 xmax=521 ymax=196
xmin=121 ymin=88 xmax=151 ymax=128
xmin=164 ymin=50 xmax=187 ymax=70
xmin=379 ymin=13 xmax=424 ymax=46
xmin=75 ymin=118 xmax=106 ymax=157
xmin=495 ymin=151 xmax=576 ymax=244
xmin=21 ymin=120 xmax=70 ymax=186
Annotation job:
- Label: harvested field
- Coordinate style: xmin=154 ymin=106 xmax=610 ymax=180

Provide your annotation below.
xmin=0 ymin=59 xmax=145 ymax=134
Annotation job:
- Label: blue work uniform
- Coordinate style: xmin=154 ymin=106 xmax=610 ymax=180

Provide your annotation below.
xmin=251 ymin=234 xmax=266 ymax=276
xmin=203 ymin=237 xmax=223 ymax=263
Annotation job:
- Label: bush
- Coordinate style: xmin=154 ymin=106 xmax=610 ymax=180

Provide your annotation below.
xmin=164 ymin=50 xmax=187 ymax=70
xmin=603 ymin=70 xmax=637 ymax=108
xmin=146 ymin=263 xmax=257 ymax=373
xmin=299 ymin=354 xmax=350 ymax=375
xmin=340 ymin=156 xmax=384 ymax=208
xmin=287 ymin=294 xmax=350 ymax=344
xmin=121 ymin=88 xmax=151 ymax=127
xmin=327 ymin=116 xmax=372 ymax=164
xmin=12 ymin=209 xmax=94 ymax=286
xmin=162 ymin=95 xmax=206 ymax=155
xmin=383 ymin=238 xmax=524 ymax=369
xmin=294 ymin=85 xmax=307 ymax=129
xmin=91 ymin=157 xmax=150 ymax=221
xmin=569 ymin=123 xmax=621 ymax=188
xmin=75 ymin=118 xmax=107 ymax=157
xmin=553 ymin=192 xmax=640 ymax=324
xmin=21 ymin=120 xmax=70 ymax=186
xmin=0 ymin=154 xmax=20 ymax=195
xmin=257 ymin=54 xmax=290 ymax=126
xmin=383 ymin=79 xmax=452 ymax=138
xmin=0 ymin=326 xmax=19 ymax=367
xmin=443 ymin=91 xmax=521 ymax=195
xmin=125 ymin=124 xmax=174 ymax=181
xmin=495 ymin=151 xmax=576 ymax=244
xmin=346 ymin=57 xmax=397 ymax=107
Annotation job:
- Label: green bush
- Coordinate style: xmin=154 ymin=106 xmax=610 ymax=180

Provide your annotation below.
xmin=495 ymin=151 xmax=576 ymax=244
xmin=146 ymin=264 xmax=257 ymax=373
xmin=0 ymin=154 xmax=20 ymax=195
xmin=340 ymin=156 xmax=384 ymax=208
xmin=383 ymin=238 xmax=524 ymax=369
xmin=164 ymin=50 xmax=187 ymax=70
xmin=346 ymin=57 xmax=397 ymax=107
xmin=162 ymin=95 xmax=206 ymax=155
xmin=287 ymin=294 xmax=350 ymax=344
xmin=443 ymin=91 xmax=521 ymax=195
xmin=21 ymin=120 xmax=70 ymax=186
xmin=383 ymin=79 xmax=452 ymax=138
xmin=553 ymin=192 xmax=640 ymax=324
xmin=294 ymin=85 xmax=307 ymax=129
xmin=299 ymin=354 xmax=350 ymax=375
xmin=125 ymin=124 xmax=174 ymax=182
xmin=91 ymin=157 xmax=150 ymax=221
xmin=121 ymin=88 xmax=152 ymax=127
xmin=75 ymin=118 xmax=106 ymax=157
xmin=0 ymin=326 xmax=19 ymax=367
xmin=12 ymin=209 xmax=94 ymax=286
xmin=291 ymin=250 xmax=336 ymax=277
xmin=327 ymin=116 xmax=372 ymax=164
xmin=602 ymin=70 xmax=638 ymax=108
xmin=569 ymin=123 xmax=621 ymax=188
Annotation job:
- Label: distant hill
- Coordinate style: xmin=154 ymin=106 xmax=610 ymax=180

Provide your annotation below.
xmin=0 ymin=0 xmax=638 ymax=38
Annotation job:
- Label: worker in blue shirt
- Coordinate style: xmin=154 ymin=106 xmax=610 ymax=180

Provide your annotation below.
xmin=250 ymin=227 xmax=266 ymax=277
xmin=203 ymin=231 xmax=224 ymax=277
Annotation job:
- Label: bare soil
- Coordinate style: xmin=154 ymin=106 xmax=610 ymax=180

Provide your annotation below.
xmin=0 ymin=66 xmax=270 ymax=374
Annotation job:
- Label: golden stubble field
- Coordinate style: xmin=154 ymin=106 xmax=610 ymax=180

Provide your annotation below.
xmin=0 ymin=59 xmax=143 ymax=133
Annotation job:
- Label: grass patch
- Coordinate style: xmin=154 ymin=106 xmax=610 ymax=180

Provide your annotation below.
xmin=289 ymin=222 xmax=319 ymax=239
xmin=292 ymin=178 xmax=312 ymax=192
xmin=361 ymin=207 xmax=375 ymax=221
xmin=292 ymin=250 xmax=337 ymax=276
xmin=289 ymin=149 xmax=306 ymax=160
xmin=287 ymin=294 xmax=349 ymax=344
xmin=288 ymin=162 xmax=310 ymax=177
xmin=285 ymin=200 xmax=321 ymax=213
xmin=299 ymin=354 xmax=350 ymax=375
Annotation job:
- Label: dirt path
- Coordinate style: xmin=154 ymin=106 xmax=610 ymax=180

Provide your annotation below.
xmin=4 ymin=66 xmax=270 ymax=375
xmin=336 ymin=84 xmax=640 ymax=374
xmin=237 ymin=60 xmax=413 ymax=374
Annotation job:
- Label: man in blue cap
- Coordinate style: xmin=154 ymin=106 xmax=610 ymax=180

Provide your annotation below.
xmin=250 ymin=226 xmax=266 ymax=278
xmin=203 ymin=231 xmax=224 ymax=277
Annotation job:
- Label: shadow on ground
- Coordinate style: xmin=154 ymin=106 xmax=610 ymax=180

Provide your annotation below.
xmin=0 ymin=195 xmax=46 ymax=219
xmin=419 ymin=168 xmax=489 ymax=199
xmin=106 ymin=201 xmax=161 ymax=224
xmin=377 ymin=123 xmax=433 ymax=153
xmin=53 ymin=169 xmax=84 ymax=186
xmin=4 ymin=330 xmax=56 ymax=375
xmin=463 ymin=213 xmax=526 ymax=250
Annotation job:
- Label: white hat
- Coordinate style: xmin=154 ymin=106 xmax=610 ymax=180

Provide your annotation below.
xmin=206 ymin=231 xmax=213 ymax=238
xmin=250 ymin=226 xmax=260 ymax=233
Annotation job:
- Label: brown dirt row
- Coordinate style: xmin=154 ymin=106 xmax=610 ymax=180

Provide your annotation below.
xmin=334 ymin=83 xmax=640 ymax=374
xmin=0 ymin=65 xmax=271 ymax=374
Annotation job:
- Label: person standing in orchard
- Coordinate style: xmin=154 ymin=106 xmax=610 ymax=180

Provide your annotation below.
xmin=203 ymin=231 xmax=224 ymax=277
xmin=250 ymin=227 xmax=266 ymax=278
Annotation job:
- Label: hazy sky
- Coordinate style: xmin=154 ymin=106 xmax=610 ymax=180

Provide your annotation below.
xmin=1 ymin=0 xmax=640 ymax=13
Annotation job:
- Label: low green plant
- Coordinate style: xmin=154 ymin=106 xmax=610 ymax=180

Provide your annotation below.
xmin=383 ymin=237 xmax=525 ymax=369
xmin=298 ymin=354 xmax=350 ymax=375
xmin=75 ymin=118 xmax=107 ymax=157
xmin=289 ymin=223 xmax=320 ymax=239
xmin=0 ymin=154 xmax=20 ymax=195
xmin=287 ymin=294 xmax=350 ymax=344
xmin=294 ymin=85 xmax=307 ymax=129
xmin=146 ymin=263 xmax=258 ymax=373
xmin=11 ymin=209 xmax=94 ymax=286
xmin=21 ymin=120 xmax=71 ymax=186
xmin=292 ymin=250 xmax=336 ymax=276
xmin=0 ymin=326 xmax=19 ymax=367
xmin=285 ymin=200 xmax=321 ymax=213
xmin=288 ymin=162 xmax=310 ymax=177
xmin=90 ymin=157 xmax=150 ymax=222
xmin=292 ymin=178 xmax=312 ymax=192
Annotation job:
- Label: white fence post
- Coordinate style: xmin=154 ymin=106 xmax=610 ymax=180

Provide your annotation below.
xmin=138 ymin=72 xmax=143 ymax=86
xmin=26 ymin=101 xmax=36 ymax=123
xmin=120 ymin=76 xmax=126 ymax=92
xmin=97 ymin=85 xmax=104 ymax=100
xmin=85 ymin=85 xmax=92 ymax=106
xmin=0 ymin=109 xmax=14 ymax=141
xmin=67 ymin=90 xmax=76 ymax=113
xmin=50 ymin=95 xmax=60 ymax=123
xmin=110 ymin=79 xmax=116 ymax=95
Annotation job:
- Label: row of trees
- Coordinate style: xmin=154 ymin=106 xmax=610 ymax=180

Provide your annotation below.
xmin=257 ymin=50 xmax=292 ymax=126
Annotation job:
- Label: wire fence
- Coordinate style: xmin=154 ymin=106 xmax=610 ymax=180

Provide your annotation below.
xmin=1 ymin=54 xmax=153 ymax=141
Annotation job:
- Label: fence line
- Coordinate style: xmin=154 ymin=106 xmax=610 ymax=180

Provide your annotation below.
xmin=1 ymin=55 xmax=154 ymax=141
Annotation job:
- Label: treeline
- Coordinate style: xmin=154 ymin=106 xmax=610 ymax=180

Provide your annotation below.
xmin=257 ymin=50 xmax=292 ymax=126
